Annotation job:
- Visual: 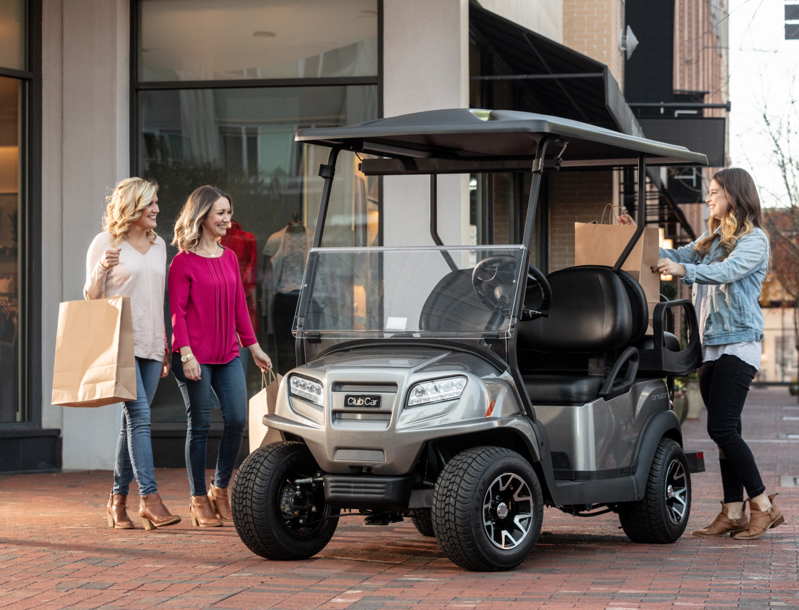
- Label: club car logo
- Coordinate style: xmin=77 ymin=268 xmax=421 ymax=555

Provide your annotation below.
xmin=344 ymin=395 xmax=382 ymax=408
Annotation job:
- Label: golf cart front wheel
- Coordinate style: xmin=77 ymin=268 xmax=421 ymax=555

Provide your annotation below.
xmin=618 ymin=438 xmax=691 ymax=543
xmin=432 ymin=446 xmax=543 ymax=571
xmin=410 ymin=508 xmax=435 ymax=537
xmin=231 ymin=441 xmax=339 ymax=560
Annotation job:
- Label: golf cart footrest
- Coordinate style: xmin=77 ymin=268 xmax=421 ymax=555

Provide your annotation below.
xmin=323 ymin=474 xmax=415 ymax=511
xmin=685 ymin=450 xmax=705 ymax=474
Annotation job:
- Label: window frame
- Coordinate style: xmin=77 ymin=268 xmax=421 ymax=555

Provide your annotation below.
xmin=0 ymin=0 xmax=42 ymax=429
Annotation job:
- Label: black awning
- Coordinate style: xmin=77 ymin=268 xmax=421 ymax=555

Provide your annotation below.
xmin=638 ymin=117 xmax=726 ymax=167
xmin=469 ymin=3 xmax=642 ymax=138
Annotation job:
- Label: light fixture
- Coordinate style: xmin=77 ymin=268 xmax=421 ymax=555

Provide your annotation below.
xmin=289 ymin=375 xmax=324 ymax=405
xmin=620 ymin=25 xmax=639 ymax=60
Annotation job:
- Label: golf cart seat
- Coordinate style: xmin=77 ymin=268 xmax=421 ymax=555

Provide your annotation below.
xmin=518 ymin=266 xmax=643 ymax=405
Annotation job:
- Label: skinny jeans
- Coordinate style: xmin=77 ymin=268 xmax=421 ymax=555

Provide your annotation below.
xmin=173 ymin=354 xmax=247 ymax=496
xmin=697 ymin=354 xmax=765 ymax=503
xmin=113 ymin=357 xmax=162 ymax=496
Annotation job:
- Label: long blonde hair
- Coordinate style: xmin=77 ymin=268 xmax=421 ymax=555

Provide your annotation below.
xmin=172 ymin=185 xmax=232 ymax=252
xmin=104 ymin=178 xmax=159 ymax=247
xmin=694 ymin=168 xmax=763 ymax=261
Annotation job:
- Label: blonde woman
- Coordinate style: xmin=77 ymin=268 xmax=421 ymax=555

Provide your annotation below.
xmin=85 ymin=177 xmax=180 ymax=530
xmin=169 ymin=185 xmax=271 ymax=527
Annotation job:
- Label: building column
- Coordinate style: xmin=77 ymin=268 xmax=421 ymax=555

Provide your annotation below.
xmin=41 ymin=0 xmax=131 ymax=470
xmin=381 ymin=0 xmax=470 ymax=248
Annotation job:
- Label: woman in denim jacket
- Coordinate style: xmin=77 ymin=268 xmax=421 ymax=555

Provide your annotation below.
xmin=620 ymin=168 xmax=784 ymax=540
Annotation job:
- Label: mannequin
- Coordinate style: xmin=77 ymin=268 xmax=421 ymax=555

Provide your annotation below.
xmin=262 ymin=213 xmax=313 ymax=374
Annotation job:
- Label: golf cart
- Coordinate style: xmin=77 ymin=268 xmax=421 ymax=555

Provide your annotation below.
xmin=232 ymin=109 xmax=707 ymax=571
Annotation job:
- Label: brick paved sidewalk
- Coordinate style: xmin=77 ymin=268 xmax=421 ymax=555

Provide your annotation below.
xmin=1 ymin=388 xmax=797 ymax=610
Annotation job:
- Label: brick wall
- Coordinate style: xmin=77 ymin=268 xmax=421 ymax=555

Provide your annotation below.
xmin=548 ymin=171 xmax=614 ymax=271
xmin=563 ymin=0 xmax=625 ymax=88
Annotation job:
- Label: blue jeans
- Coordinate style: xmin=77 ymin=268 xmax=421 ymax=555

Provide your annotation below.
xmin=172 ymin=354 xmax=247 ymax=496
xmin=113 ymin=357 xmax=162 ymax=496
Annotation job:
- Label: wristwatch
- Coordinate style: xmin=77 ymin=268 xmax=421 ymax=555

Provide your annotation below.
xmin=181 ymin=353 xmax=195 ymax=363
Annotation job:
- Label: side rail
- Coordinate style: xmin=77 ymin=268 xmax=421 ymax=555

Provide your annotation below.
xmin=638 ymin=299 xmax=701 ymax=376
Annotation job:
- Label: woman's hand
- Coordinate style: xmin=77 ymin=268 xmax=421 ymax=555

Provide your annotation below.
xmin=617 ymin=214 xmax=636 ymax=226
xmin=182 ymin=357 xmax=202 ymax=381
xmin=652 ymin=258 xmax=686 ymax=278
xmin=100 ymin=248 xmax=121 ymax=269
xmin=248 ymin=343 xmax=273 ymax=373
xmin=161 ymin=352 xmax=171 ymax=378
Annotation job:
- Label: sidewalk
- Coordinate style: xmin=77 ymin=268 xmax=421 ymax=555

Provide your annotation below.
xmin=1 ymin=388 xmax=797 ymax=609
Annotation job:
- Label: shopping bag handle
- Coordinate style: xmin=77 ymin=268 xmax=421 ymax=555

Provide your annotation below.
xmin=600 ymin=203 xmax=627 ymax=225
xmin=261 ymin=368 xmax=277 ymax=389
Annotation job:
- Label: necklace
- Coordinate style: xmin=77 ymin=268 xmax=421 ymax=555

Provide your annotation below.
xmin=198 ymin=243 xmax=222 ymax=258
xmin=126 ymin=233 xmax=150 ymax=251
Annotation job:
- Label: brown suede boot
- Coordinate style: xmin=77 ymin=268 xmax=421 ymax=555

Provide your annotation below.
xmin=139 ymin=492 xmax=181 ymax=531
xmin=190 ymin=495 xmax=223 ymax=527
xmin=107 ymin=493 xmax=134 ymax=529
xmin=734 ymin=494 xmax=785 ymax=540
xmin=691 ymin=501 xmax=749 ymax=538
xmin=207 ymin=483 xmax=233 ymax=523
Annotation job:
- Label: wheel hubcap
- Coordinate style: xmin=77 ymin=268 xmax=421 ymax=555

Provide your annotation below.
xmin=482 ymin=473 xmax=534 ymax=550
xmin=664 ymin=459 xmax=688 ymax=524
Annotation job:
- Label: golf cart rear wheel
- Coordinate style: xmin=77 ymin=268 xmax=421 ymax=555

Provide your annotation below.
xmin=432 ymin=446 xmax=543 ymax=571
xmin=232 ymin=441 xmax=339 ymax=560
xmin=410 ymin=508 xmax=435 ymax=537
xmin=618 ymin=438 xmax=691 ymax=543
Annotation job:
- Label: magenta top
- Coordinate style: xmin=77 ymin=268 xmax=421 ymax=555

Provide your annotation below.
xmin=169 ymin=248 xmax=257 ymax=364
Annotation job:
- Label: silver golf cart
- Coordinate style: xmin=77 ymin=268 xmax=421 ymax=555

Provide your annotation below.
xmin=232 ymin=109 xmax=706 ymax=571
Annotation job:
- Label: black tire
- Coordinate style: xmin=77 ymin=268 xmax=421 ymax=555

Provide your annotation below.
xmin=232 ymin=441 xmax=338 ymax=560
xmin=432 ymin=446 xmax=543 ymax=571
xmin=410 ymin=508 xmax=435 ymax=537
xmin=618 ymin=438 xmax=691 ymax=543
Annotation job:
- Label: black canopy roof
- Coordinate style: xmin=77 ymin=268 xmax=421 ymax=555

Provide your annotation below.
xmin=295 ymin=108 xmax=708 ymax=170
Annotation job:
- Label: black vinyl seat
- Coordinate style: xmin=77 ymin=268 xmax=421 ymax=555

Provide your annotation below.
xmin=518 ymin=266 xmax=646 ymax=405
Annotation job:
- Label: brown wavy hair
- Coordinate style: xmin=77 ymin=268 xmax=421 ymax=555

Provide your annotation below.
xmin=172 ymin=185 xmax=232 ymax=252
xmin=103 ymin=178 xmax=159 ymax=247
xmin=694 ymin=168 xmax=762 ymax=261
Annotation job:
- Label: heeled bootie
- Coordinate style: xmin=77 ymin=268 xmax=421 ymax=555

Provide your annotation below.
xmin=690 ymin=501 xmax=749 ymax=538
xmin=107 ymin=493 xmax=135 ymax=529
xmin=139 ymin=492 xmax=181 ymax=531
xmin=190 ymin=495 xmax=223 ymax=528
xmin=207 ymin=483 xmax=234 ymax=523
xmin=734 ymin=495 xmax=785 ymax=540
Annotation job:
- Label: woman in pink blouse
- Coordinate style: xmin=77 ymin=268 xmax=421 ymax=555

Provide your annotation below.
xmin=169 ymin=186 xmax=272 ymax=527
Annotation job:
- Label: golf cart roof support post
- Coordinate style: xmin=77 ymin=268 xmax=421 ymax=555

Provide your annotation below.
xmin=522 ymin=136 xmax=556 ymax=249
xmin=312 ymin=145 xmax=342 ymax=248
xmin=429 ymin=174 xmax=459 ymax=272
xmin=612 ymin=154 xmax=646 ymax=271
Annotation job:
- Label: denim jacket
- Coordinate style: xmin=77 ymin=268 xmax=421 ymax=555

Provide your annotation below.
xmin=660 ymin=227 xmax=769 ymax=345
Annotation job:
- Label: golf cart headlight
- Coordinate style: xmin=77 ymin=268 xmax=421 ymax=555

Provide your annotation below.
xmin=407 ymin=376 xmax=467 ymax=407
xmin=289 ymin=375 xmax=324 ymax=406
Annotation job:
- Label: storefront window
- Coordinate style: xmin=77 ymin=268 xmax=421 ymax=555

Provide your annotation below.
xmin=139 ymin=84 xmax=379 ymax=422
xmin=0 ymin=75 xmax=24 ymax=423
xmin=138 ymin=0 xmax=378 ymax=82
xmin=0 ymin=0 xmax=26 ymax=71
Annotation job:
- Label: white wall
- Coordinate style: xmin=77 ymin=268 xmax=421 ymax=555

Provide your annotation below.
xmin=478 ymin=0 xmax=563 ymax=43
xmin=382 ymin=0 xmax=470 ymax=248
xmin=41 ymin=0 xmax=131 ymax=470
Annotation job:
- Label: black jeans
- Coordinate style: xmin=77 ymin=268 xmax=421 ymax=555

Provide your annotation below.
xmin=697 ymin=354 xmax=765 ymax=503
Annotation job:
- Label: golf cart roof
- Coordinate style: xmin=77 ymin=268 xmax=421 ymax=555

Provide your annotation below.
xmin=295 ymin=108 xmax=708 ymax=171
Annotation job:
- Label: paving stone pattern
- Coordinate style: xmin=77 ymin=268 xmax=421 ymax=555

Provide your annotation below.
xmin=1 ymin=388 xmax=797 ymax=609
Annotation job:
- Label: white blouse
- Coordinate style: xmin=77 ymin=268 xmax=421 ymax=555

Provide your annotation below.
xmin=84 ymin=231 xmax=167 ymax=362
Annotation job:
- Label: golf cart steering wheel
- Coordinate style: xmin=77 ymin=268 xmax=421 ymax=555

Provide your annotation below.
xmin=472 ymin=257 xmax=553 ymax=320
xmin=524 ymin=264 xmax=552 ymax=320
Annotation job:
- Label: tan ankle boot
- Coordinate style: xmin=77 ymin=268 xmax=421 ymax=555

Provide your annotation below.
xmin=691 ymin=501 xmax=749 ymax=537
xmin=139 ymin=492 xmax=181 ymax=531
xmin=107 ymin=493 xmax=134 ymax=529
xmin=190 ymin=495 xmax=222 ymax=527
xmin=207 ymin=483 xmax=233 ymax=523
xmin=734 ymin=494 xmax=785 ymax=540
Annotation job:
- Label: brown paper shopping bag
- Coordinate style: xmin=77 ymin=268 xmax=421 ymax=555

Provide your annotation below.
xmin=52 ymin=296 xmax=137 ymax=407
xmin=248 ymin=369 xmax=284 ymax=453
xmin=574 ymin=220 xmax=661 ymax=332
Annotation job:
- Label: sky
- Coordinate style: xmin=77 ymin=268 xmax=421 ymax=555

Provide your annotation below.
xmin=728 ymin=0 xmax=799 ymax=208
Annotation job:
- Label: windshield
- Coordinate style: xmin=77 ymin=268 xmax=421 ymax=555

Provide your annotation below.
xmin=293 ymin=245 xmax=527 ymax=339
